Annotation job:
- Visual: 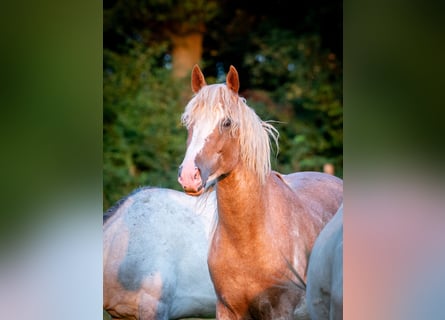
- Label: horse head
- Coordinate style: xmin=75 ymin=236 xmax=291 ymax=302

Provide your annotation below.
xmin=178 ymin=65 xmax=277 ymax=196
xmin=178 ymin=65 xmax=242 ymax=196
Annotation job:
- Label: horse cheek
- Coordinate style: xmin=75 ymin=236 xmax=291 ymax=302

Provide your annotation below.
xmin=195 ymin=143 xmax=218 ymax=183
xmin=221 ymin=136 xmax=240 ymax=174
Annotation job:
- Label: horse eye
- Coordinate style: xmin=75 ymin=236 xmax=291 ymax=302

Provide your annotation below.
xmin=222 ymin=118 xmax=232 ymax=128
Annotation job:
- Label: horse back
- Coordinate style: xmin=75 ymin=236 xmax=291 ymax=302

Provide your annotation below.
xmin=282 ymin=171 xmax=343 ymax=224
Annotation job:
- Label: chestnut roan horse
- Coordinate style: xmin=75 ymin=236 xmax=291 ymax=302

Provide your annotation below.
xmin=178 ymin=65 xmax=343 ymax=319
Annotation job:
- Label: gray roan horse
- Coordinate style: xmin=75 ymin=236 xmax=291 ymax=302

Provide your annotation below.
xmin=103 ymin=186 xmax=217 ymax=319
xmin=305 ymin=203 xmax=343 ymax=320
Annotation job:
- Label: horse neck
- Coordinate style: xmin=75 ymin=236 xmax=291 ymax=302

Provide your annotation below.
xmin=215 ymin=163 xmax=269 ymax=238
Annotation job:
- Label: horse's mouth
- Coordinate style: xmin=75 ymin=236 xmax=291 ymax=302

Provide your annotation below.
xmin=183 ymin=177 xmax=218 ymax=196
xmin=178 ymin=164 xmax=217 ymax=196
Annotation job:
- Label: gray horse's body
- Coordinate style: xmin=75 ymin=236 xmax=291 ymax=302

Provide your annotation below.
xmin=103 ymin=187 xmax=217 ymax=319
xmin=306 ymin=203 xmax=343 ymax=320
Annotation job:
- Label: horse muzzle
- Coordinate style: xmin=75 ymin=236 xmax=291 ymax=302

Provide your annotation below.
xmin=178 ymin=164 xmax=205 ymax=196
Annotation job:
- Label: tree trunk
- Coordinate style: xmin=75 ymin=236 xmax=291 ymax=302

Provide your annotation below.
xmin=170 ymin=32 xmax=203 ymax=79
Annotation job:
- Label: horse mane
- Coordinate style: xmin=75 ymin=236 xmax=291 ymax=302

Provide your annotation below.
xmin=181 ymin=84 xmax=279 ymax=184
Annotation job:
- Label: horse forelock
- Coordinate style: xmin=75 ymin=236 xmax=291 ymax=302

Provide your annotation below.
xmin=182 ymin=84 xmax=279 ymax=184
xmin=181 ymin=84 xmax=229 ymax=130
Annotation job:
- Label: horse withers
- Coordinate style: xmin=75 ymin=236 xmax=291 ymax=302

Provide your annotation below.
xmin=178 ymin=65 xmax=342 ymax=319
xmin=103 ymin=187 xmax=217 ymax=320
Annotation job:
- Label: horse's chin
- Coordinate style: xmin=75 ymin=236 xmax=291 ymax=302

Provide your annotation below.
xmin=183 ymin=183 xmax=205 ymax=196
xmin=184 ymin=188 xmax=205 ymax=197
xmin=184 ymin=178 xmax=217 ymax=196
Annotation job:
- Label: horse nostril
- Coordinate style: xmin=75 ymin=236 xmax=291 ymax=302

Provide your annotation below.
xmin=193 ymin=167 xmax=200 ymax=180
xmin=178 ymin=166 xmax=183 ymax=177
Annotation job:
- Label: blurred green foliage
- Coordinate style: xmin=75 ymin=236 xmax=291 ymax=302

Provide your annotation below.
xmin=103 ymin=1 xmax=342 ymax=210
xmin=243 ymin=32 xmax=342 ymax=176
xmin=103 ymin=43 xmax=188 ymax=209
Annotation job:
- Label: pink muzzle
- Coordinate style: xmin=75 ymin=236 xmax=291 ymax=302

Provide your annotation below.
xmin=178 ymin=161 xmax=204 ymax=196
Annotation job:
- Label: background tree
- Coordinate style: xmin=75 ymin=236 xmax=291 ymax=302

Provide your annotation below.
xmin=104 ymin=0 xmax=219 ymax=78
xmin=103 ymin=0 xmax=342 ymax=210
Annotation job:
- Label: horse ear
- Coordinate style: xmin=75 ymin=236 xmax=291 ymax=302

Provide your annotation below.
xmin=226 ymin=65 xmax=239 ymax=94
xmin=191 ymin=64 xmax=207 ymax=93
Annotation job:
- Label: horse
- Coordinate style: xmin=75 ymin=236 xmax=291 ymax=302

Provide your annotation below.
xmin=305 ymin=203 xmax=343 ymax=320
xmin=177 ymin=64 xmax=343 ymax=319
xmin=103 ymin=186 xmax=218 ymax=320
